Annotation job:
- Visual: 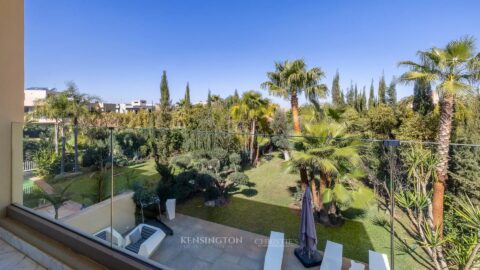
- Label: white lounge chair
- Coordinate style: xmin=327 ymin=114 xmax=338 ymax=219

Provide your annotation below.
xmin=94 ymin=227 xmax=124 ymax=247
xmin=263 ymin=231 xmax=284 ymax=270
xmin=124 ymin=224 xmax=166 ymax=258
xmin=166 ymin=199 xmax=176 ymax=220
xmin=349 ymin=260 xmax=365 ymax=270
xmin=320 ymin=240 xmax=343 ymax=270
xmin=368 ymin=250 xmax=390 ymax=270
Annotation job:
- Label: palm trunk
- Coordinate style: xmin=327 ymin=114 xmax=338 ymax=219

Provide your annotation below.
xmin=300 ymin=167 xmax=308 ymax=191
xmin=54 ymin=207 xmax=59 ymax=219
xmin=60 ymin=124 xmax=66 ymax=174
xmin=433 ymin=94 xmax=454 ymax=232
xmin=283 ymin=150 xmax=290 ymax=161
xmin=54 ymin=120 xmax=59 ymax=154
xmin=318 ymin=172 xmax=327 ymax=210
xmin=74 ymin=117 xmax=79 ymax=172
xmin=309 ymin=171 xmax=319 ymax=210
xmin=291 ymin=92 xmax=301 ymax=134
xmin=250 ymin=119 xmax=256 ymax=164
xmin=254 ymin=142 xmax=260 ymax=166
xmin=464 ymin=243 xmax=480 ymax=270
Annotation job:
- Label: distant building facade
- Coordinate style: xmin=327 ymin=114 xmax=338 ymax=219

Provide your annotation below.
xmin=116 ymin=100 xmax=155 ymax=113
xmin=24 ymin=87 xmax=55 ymax=113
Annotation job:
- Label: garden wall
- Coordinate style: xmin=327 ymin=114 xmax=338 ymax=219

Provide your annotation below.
xmin=63 ymin=191 xmax=136 ymax=234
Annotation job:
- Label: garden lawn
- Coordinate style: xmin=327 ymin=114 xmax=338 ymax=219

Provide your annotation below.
xmin=47 ymin=160 xmax=158 ymax=206
xmin=177 ymin=156 xmax=429 ymax=269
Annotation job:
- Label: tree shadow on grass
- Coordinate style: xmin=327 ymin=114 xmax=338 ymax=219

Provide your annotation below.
xmin=370 ymin=215 xmax=433 ymax=269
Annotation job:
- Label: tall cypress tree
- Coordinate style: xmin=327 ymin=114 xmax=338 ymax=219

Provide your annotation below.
xmin=378 ymin=74 xmax=387 ymax=104
xmin=368 ymin=79 xmax=375 ymax=109
xmin=184 ymin=82 xmax=191 ymax=109
xmin=413 ymin=79 xmax=434 ymax=115
xmin=160 ymin=70 xmax=171 ymax=107
xmin=386 ymin=77 xmax=397 ymax=106
xmin=331 ymin=71 xmax=343 ymax=106
xmin=207 ymin=89 xmax=212 ymax=107
xmin=346 ymin=84 xmax=355 ymax=107
xmin=360 ymin=87 xmax=367 ymax=112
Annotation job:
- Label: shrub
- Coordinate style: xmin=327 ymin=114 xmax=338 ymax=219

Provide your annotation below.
xmin=229 ymin=153 xmax=242 ymax=171
xmin=81 ymin=146 xmax=109 ymax=169
xmin=34 ymin=150 xmax=75 ymax=177
xmin=228 ymin=172 xmax=249 ymax=186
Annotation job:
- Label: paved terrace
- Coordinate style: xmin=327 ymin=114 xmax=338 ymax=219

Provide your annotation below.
xmin=151 ymin=213 xmax=364 ymax=270
xmin=0 ymin=238 xmax=46 ymax=269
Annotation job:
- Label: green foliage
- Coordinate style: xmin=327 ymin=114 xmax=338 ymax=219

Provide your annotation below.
xmin=366 ymin=104 xmax=398 ymax=138
xmin=331 ymin=71 xmax=343 ymax=106
xmin=386 ymin=78 xmax=397 ymax=106
xmin=160 ymin=70 xmax=171 ymax=108
xmin=34 ymin=149 xmax=74 ymax=177
xmin=412 ymin=79 xmax=434 ymax=115
xmin=368 ymin=80 xmax=375 ymax=109
xmin=229 ymin=153 xmax=242 ymax=171
xmin=228 ymin=172 xmax=249 ymax=186
xmin=378 ymin=74 xmax=387 ymax=104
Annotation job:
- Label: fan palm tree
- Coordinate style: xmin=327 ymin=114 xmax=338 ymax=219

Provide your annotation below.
xmin=261 ymin=59 xmax=328 ymax=134
xmin=290 ymin=122 xmax=362 ymax=211
xmin=399 ymin=36 xmax=480 ymax=231
xmin=231 ymin=91 xmax=275 ymax=165
xmin=64 ymin=82 xmax=99 ymax=172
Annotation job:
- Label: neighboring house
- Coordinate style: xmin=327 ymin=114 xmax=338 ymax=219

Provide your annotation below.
xmin=24 ymin=87 xmax=55 ymax=113
xmin=116 ymin=100 xmax=155 ymax=113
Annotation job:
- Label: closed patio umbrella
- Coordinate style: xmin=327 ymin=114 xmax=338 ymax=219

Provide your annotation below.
xmin=294 ymin=187 xmax=322 ymax=267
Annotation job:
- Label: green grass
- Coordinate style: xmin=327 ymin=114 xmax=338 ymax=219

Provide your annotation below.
xmin=47 ymin=160 xmax=158 ymax=205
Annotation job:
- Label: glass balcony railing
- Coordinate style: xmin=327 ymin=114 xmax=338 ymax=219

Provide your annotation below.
xmin=13 ymin=122 xmax=480 ymax=270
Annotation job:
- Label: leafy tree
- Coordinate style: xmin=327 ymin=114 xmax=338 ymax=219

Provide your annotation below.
xmin=64 ymin=82 xmax=99 ymax=172
xmin=331 ymin=71 xmax=343 ymax=106
xmin=270 ymin=110 xmax=291 ymax=160
xmin=378 ymin=74 xmax=387 ymax=104
xmin=413 ymin=79 xmax=434 ymax=115
xmin=231 ymin=91 xmax=274 ymax=165
xmin=262 ymin=59 xmax=328 ymax=134
xmin=399 ymin=36 xmax=480 ymax=231
xmin=386 ymin=77 xmax=397 ymax=106
xmin=368 ymin=80 xmax=375 ymax=109
xmin=367 ymin=104 xmax=398 ymax=138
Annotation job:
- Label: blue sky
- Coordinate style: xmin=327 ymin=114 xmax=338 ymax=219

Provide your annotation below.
xmin=25 ymin=0 xmax=480 ymax=107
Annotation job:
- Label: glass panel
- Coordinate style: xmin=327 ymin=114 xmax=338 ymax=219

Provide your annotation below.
xmin=17 ymin=122 xmax=114 ymax=247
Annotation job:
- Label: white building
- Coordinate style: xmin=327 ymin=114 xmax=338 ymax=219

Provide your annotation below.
xmin=116 ymin=100 xmax=155 ymax=113
xmin=24 ymin=87 xmax=55 ymax=113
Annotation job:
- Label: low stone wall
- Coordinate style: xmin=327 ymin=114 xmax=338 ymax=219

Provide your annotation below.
xmin=62 ymin=191 xmax=136 ymax=234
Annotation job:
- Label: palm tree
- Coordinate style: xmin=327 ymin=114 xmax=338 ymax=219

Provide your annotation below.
xmin=262 ymin=59 xmax=328 ymax=134
xmin=231 ymin=91 xmax=275 ymax=165
xmin=64 ymin=82 xmax=99 ymax=172
xmin=290 ymin=122 xmax=362 ymax=213
xmin=399 ymin=36 xmax=480 ymax=230
xmin=35 ymin=183 xmax=72 ymax=219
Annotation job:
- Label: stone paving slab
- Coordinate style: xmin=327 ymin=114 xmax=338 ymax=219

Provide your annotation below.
xmin=151 ymin=213 xmax=368 ymax=270
xmin=0 ymin=238 xmax=46 ymax=270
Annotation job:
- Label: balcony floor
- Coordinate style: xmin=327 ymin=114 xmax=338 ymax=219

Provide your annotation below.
xmin=0 ymin=238 xmax=46 ymax=270
xmin=150 ymin=213 xmax=359 ymax=270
